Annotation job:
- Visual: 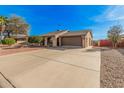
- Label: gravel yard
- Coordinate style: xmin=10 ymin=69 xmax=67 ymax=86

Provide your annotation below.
xmin=101 ymin=48 xmax=124 ymax=88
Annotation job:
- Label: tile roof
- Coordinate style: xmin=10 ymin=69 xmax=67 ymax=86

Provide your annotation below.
xmin=60 ymin=30 xmax=92 ymax=37
xmin=41 ymin=30 xmax=92 ymax=37
xmin=12 ymin=34 xmax=27 ymax=39
xmin=42 ymin=30 xmax=68 ymax=37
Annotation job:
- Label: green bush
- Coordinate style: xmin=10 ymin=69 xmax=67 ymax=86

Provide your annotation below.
xmin=28 ymin=36 xmax=43 ymax=44
xmin=93 ymin=40 xmax=98 ymax=46
xmin=2 ymin=38 xmax=16 ymax=45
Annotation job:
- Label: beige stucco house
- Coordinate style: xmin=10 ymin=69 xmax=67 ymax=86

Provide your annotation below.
xmin=42 ymin=30 xmax=93 ymax=48
xmin=121 ymin=34 xmax=124 ymax=40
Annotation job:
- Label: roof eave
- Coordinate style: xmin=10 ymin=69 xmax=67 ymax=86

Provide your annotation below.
xmin=42 ymin=35 xmax=55 ymax=37
xmin=60 ymin=34 xmax=86 ymax=37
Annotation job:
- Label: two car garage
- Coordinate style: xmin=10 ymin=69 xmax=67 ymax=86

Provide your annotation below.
xmin=61 ymin=36 xmax=82 ymax=46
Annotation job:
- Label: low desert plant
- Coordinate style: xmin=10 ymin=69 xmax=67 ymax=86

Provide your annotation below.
xmin=93 ymin=40 xmax=98 ymax=46
xmin=2 ymin=38 xmax=16 ymax=46
xmin=28 ymin=36 xmax=43 ymax=44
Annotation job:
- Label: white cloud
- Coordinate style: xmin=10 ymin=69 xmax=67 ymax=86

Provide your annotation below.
xmin=94 ymin=6 xmax=124 ymax=22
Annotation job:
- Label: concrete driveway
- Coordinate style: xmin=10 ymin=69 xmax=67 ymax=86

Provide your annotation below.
xmin=0 ymin=47 xmax=101 ymax=88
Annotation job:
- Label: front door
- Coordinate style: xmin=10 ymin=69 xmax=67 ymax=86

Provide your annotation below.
xmin=47 ymin=37 xmax=53 ymax=47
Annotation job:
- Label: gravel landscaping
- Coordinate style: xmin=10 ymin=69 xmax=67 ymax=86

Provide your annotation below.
xmin=101 ymin=48 xmax=124 ymax=88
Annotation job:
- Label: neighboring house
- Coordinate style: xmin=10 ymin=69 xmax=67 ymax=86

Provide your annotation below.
xmin=12 ymin=34 xmax=28 ymax=41
xmin=98 ymin=40 xmax=112 ymax=47
xmin=98 ymin=34 xmax=124 ymax=47
xmin=42 ymin=30 xmax=93 ymax=48
xmin=0 ymin=31 xmax=28 ymax=42
xmin=120 ymin=34 xmax=124 ymax=40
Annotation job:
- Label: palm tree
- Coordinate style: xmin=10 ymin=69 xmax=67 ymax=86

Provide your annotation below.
xmin=0 ymin=16 xmax=8 ymax=43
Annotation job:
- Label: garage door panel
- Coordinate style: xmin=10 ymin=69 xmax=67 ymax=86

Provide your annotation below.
xmin=62 ymin=36 xmax=82 ymax=46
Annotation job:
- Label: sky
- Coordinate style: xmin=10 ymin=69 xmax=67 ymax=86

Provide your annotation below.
xmin=0 ymin=5 xmax=124 ymax=40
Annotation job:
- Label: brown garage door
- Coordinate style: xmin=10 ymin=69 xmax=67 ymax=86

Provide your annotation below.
xmin=61 ymin=36 xmax=82 ymax=46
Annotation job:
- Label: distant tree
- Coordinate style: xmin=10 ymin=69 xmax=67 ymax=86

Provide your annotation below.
xmin=5 ymin=15 xmax=29 ymax=38
xmin=0 ymin=16 xmax=8 ymax=25
xmin=0 ymin=16 xmax=8 ymax=42
xmin=107 ymin=25 xmax=124 ymax=48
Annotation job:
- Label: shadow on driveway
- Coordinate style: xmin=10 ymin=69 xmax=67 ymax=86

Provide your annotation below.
xmin=84 ymin=47 xmax=101 ymax=52
xmin=46 ymin=47 xmax=82 ymax=51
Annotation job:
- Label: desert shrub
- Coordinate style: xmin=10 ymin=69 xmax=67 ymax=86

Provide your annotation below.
xmin=93 ymin=40 xmax=98 ymax=46
xmin=28 ymin=36 xmax=43 ymax=44
xmin=1 ymin=38 xmax=16 ymax=45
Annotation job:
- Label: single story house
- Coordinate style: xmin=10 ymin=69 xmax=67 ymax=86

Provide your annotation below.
xmin=12 ymin=34 xmax=28 ymax=41
xmin=42 ymin=30 xmax=93 ymax=48
xmin=0 ymin=32 xmax=28 ymax=44
xmin=120 ymin=34 xmax=124 ymax=40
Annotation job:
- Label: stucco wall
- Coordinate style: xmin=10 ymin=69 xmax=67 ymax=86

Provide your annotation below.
xmin=85 ymin=32 xmax=93 ymax=47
